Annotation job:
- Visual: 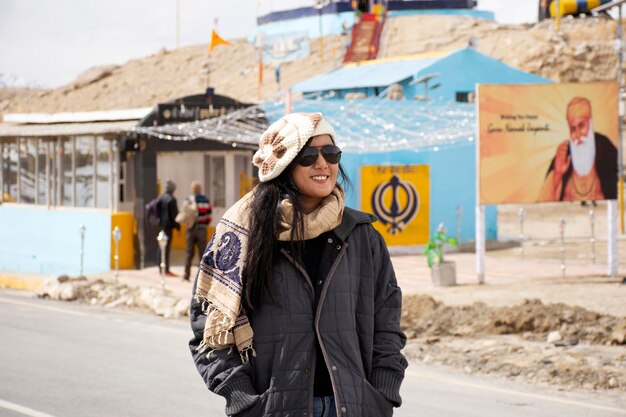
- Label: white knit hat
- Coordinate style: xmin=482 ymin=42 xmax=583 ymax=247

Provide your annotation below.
xmin=253 ymin=112 xmax=336 ymax=182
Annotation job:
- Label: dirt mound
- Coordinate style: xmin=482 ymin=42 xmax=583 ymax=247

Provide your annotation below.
xmin=0 ymin=88 xmax=45 ymax=114
xmin=402 ymin=295 xmax=622 ymax=344
xmin=382 ymin=15 xmax=620 ymax=83
xmin=0 ymin=35 xmax=346 ymax=114
xmin=1 ymin=15 xmax=623 ymax=115
xmin=494 ymin=299 xmax=618 ymax=343
xmin=401 ymin=295 xmax=626 ymax=392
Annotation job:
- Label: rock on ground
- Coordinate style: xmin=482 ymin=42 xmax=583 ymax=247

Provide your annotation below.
xmin=36 ymin=275 xmax=189 ymax=319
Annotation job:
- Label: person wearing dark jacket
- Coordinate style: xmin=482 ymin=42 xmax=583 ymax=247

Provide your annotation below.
xmin=183 ymin=181 xmax=213 ymax=281
xmin=189 ymin=113 xmax=407 ymax=417
xmin=157 ymin=179 xmax=179 ymax=276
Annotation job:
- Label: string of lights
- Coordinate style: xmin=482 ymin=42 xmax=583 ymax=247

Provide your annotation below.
xmin=131 ymin=96 xmax=476 ymax=154
xmin=263 ymin=97 xmax=476 ymax=153
xmin=130 ymin=104 xmax=268 ymax=148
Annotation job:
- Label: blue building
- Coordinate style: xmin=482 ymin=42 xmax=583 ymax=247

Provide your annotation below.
xmin=255 ymin=1 xmax=492 ymax=41
xmin=292 ymin=48 xmax=550 ymax=101
xmin=262 ymin=50 xmax=551 ymax=248
xmin=263 ymin=99 xmax=486 ymax=247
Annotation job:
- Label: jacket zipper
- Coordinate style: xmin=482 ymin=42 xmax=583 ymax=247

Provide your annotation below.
xmin=280 ymin=248 xmax=314 ymax=296
xmin=280 ymin=248 xmax=316 ymax=414
xmin=314 ymin=242 xmax=348 ymax=417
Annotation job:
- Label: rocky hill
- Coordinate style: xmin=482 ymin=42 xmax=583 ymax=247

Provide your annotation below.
xmin=1 ymin=14 xmax=622 ymax=115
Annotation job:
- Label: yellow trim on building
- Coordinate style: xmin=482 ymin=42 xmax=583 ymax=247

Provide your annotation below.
xmin=0 ymin=274 xmax=44 ymax=291
xmin=111 ymin=212 xmax=135 ymax=269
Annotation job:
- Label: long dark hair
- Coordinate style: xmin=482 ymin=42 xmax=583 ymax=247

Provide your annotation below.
xmin=243 ymin=150 xmax=351 ymax=310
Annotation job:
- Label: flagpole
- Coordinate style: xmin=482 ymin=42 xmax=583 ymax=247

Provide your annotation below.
xmin=258 ymin=48 xmax=263 ymax=100
xmin=207 ymin=19 xmax=217 ymax=88
xmin=207 ymin=23 xmax=231 ymax=89
xmin=206 ymin=58 xmax=211 ymax=88
xmin=256 ymin=31 xmax=264 ymax=101
xmin=176 ymin=0 xmax=181 ymax=49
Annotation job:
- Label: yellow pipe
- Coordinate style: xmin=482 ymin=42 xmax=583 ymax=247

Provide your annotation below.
xmin=550 ymin=0 xmax=602 ymax=17
xmin=588 ymin=0 xmax=602 ymax=9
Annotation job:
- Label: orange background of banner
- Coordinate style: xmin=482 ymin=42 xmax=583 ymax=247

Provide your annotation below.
xmin=478 ymin=82 xmax=618 ymax=204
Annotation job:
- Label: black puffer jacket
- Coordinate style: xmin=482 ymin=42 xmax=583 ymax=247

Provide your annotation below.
xmin=189 ymin=208 xmax=408 ymax=417
xmin=157 ymin=191 xmax=179 ymax=229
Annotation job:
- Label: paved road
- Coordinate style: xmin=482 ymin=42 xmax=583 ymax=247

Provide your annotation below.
xmin=1 ymin=291 xmax=624 ymax=417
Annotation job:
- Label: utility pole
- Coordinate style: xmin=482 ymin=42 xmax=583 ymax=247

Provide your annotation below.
xmin=315 ymin=0 xmax=331 ymax=63
xmin=176 ymin=0 xmax=181 ymax=49
xmin=592 ymin=0 xmax=626 ymax=274
xmin=619 ymin=5 xmax=625 ymax=233
xmin=256 ymin=31 xmax=264 ymax=100
xmin=594 ymin=0 xmax=626 ymax=232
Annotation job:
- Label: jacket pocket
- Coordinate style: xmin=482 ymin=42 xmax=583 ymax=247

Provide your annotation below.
xmin=362 ymin=379 xmax=393 ymax=417
xmin=234 ymin=387 xmax=271 ymax=417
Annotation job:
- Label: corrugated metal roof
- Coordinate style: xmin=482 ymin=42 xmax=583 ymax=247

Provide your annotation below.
xmin=0 ymin=120 xmax=137 ymax=137
xmin=2 ymin=108 xmax=152 ymax=124
xmin=292 ymin=55 xmax=443 ymax=92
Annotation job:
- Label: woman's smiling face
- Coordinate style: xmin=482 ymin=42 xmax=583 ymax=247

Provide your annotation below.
xmin=291 ymin=134 xmax=339 ymax=214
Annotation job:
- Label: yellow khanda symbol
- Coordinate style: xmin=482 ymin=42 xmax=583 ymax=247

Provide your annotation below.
xmin=371 ymin=174 xmax=419 ymax=235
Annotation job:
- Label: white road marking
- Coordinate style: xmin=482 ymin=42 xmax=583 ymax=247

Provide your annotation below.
xmin=0 ymin=296 xmax=188 ymax=334
xmin=0 ymin=297 xmax=90 ymax=317
xmin=407 ymin=368 xmax=626 ymax=414
xmin=0 ymin=399 xmax=59 ymax=417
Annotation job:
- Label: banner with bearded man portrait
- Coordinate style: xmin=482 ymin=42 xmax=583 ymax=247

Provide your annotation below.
xmin=478 ymin=82 xmax=619 ymax=204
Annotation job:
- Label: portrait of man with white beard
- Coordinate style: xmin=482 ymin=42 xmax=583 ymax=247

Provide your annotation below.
xmin=538 ymin=97 xmax=618 ymax=202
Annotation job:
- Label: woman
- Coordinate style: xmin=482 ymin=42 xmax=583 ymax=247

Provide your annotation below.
xmin=189 ymin=112 xmax=407 ymax=417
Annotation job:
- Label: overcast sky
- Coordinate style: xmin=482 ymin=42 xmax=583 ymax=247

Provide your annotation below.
xmin=0 ymin=0 xmax=537 ymax=88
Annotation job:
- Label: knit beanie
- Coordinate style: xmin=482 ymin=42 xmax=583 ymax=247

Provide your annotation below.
xmin=253 ymin=112 xmax=336 ymax=182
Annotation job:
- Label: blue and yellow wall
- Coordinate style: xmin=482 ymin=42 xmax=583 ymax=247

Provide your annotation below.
xmin=340 ymin=144 xmax=497 ymax=245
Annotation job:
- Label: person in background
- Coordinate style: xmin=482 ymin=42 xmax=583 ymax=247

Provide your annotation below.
xmin=158 ymin=179 xmax=179 ymax=276
xmin=183 ymin=181 xmax=212 ymax=282
xmin=189 ymin=112 xmax=407 ymax=417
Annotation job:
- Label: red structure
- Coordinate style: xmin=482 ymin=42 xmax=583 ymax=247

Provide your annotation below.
xmin=343 ymin=12 xmax=385 ymax=63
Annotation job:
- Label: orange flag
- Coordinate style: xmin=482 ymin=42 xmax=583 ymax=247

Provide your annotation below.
xmin=209 ymin=29 xmax=231 ymax=53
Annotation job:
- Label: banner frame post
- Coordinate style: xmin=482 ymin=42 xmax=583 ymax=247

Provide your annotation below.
xmin=476 ymin=204 xmax=485 ymax=284
xmin=608 ymin=199 xmax=619 ymax=277
xmin=616 ymin=5 xmax=625 ymax=235
xmin=285 ymin=89 xmax=292 ymax=115
xmin=475 ymin=83 xmax=485 ymax=284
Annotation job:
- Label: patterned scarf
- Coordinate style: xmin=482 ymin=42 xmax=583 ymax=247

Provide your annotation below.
xmin=195 ymin=186 xmax=345 ymax=362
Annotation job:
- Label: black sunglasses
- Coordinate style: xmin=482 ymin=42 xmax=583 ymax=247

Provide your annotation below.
xmin=296 ymin=145 xmax=342 ymax=167
xmin=297 ymin=145 xmax=341 ymax=167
